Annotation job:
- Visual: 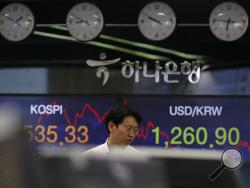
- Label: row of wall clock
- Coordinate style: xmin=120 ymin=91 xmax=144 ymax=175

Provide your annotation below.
xmin=0 ymin=1 xmax=248 ymax=42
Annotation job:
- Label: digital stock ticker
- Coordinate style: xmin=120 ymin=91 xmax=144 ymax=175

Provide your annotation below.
xmin=1 ymin=95 xmax=249 ymax=161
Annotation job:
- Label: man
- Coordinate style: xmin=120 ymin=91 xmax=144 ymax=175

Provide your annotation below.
xmin=84 ymin=105 xmax=141 ymax=155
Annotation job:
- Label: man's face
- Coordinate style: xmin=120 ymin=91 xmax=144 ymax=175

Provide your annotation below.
xmin=109 ymin=116 xmax=139 ymax=146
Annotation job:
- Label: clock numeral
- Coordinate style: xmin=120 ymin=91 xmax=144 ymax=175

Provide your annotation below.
xmin=213 ymin=12 xmax=218 ymax=17
xmin=96 ymin=18 xmax=101 ymax=24
xmin=81 ymin=5 xmax=87 ymax=10
xmin=169 ymin=18 xmax=174 ymax=24
xmin=154 ymin=4 xmax=159 ymax=10
xmin=241 ymin=14 xmax=246 ymax=20
xmin=226 ymin=34 xmax=231 ymax=39
xmin=140 ymin=19 xmax=145 ymax=24
xmin=27 ymin=19 xmax=32 ymax=24
xmin=13 ymin=5 xmax=18 ymax=12
xmin=226 ymin=4 xmax=232 ymax=10
xmin=82 ymin=33 xmax=86 ymax=38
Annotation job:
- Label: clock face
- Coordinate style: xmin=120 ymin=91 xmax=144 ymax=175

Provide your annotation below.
xmin=66 ymin=2 xmax=104 ymax=41
xmin=138 ymin=2 xmax=176 ymax=41
xmin=209 ymin=2 xmax=248 ymax=41
xmin=0 ymin=3 xmax=35 ymax=41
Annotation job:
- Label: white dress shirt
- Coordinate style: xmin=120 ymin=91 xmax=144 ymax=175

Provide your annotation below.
xmin=83 ymin=138 xmax=137 ymax=156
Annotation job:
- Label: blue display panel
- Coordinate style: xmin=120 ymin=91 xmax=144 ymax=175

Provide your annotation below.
xmin=0 ymin=95 xmax=249 ymax=161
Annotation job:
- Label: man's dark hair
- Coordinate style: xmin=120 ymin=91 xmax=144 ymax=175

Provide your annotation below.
xmin=104 ymin=105 xmax=142 ymax=134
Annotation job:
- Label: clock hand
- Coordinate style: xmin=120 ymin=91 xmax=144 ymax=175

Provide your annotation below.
xmin=213 ymin=18 xmax=235 ymax=24
xmin=143 ymin=12 xmax=162 ymax=25
xmin=5 ymin=15 xmax=15 ymax=22
xmin=71 ymin=13 xmax=84 ymax=22
xmin=213 ymin=18 xmax=227 ymax=23
xmin=5 ymin=15 xmax=21 ymax=26
xmin=84 ymin=20 xmax=90 ymax=26
xmin=15 ymin=16 xmax=23 ymax=23
xmin=228 ymin=19 xmax=235 ymax=24
xmin=71 ymin=13 xmax=90 ymax=25
xmin=226 ymin=18 xmax=235 ymax=31
xmin=14 ymin=16 xmax=23 ymax=26
xmin=76 ymin=19 xmax=90 ymax=25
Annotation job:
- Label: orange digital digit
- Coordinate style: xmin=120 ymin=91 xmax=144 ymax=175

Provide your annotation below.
xmin=77 ymin=125 xmax=89 ymax=144
xmin=24 ymin=125 xmax=33 ymax=141
xmin=65 ymin=125 xmax=76 ymax=144
xmin=47 ymin=125 xmax=58 ymax=143
xmin=34 ymin=125 xmax=46 ymax=143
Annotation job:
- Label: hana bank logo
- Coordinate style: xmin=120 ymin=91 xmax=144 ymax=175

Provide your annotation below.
xmin=86 ymin=53 xmax=201 ymax=86
xmin=86 ymin=55 xmax=121 ymax=85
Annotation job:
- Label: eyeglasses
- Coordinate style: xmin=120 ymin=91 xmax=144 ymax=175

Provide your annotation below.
xmin=119 ymin=124 xmax=140 ymax=134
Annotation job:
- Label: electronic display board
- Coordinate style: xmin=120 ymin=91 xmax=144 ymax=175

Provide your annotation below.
xmin=0 ymin=95 xmax=249 ymax=161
